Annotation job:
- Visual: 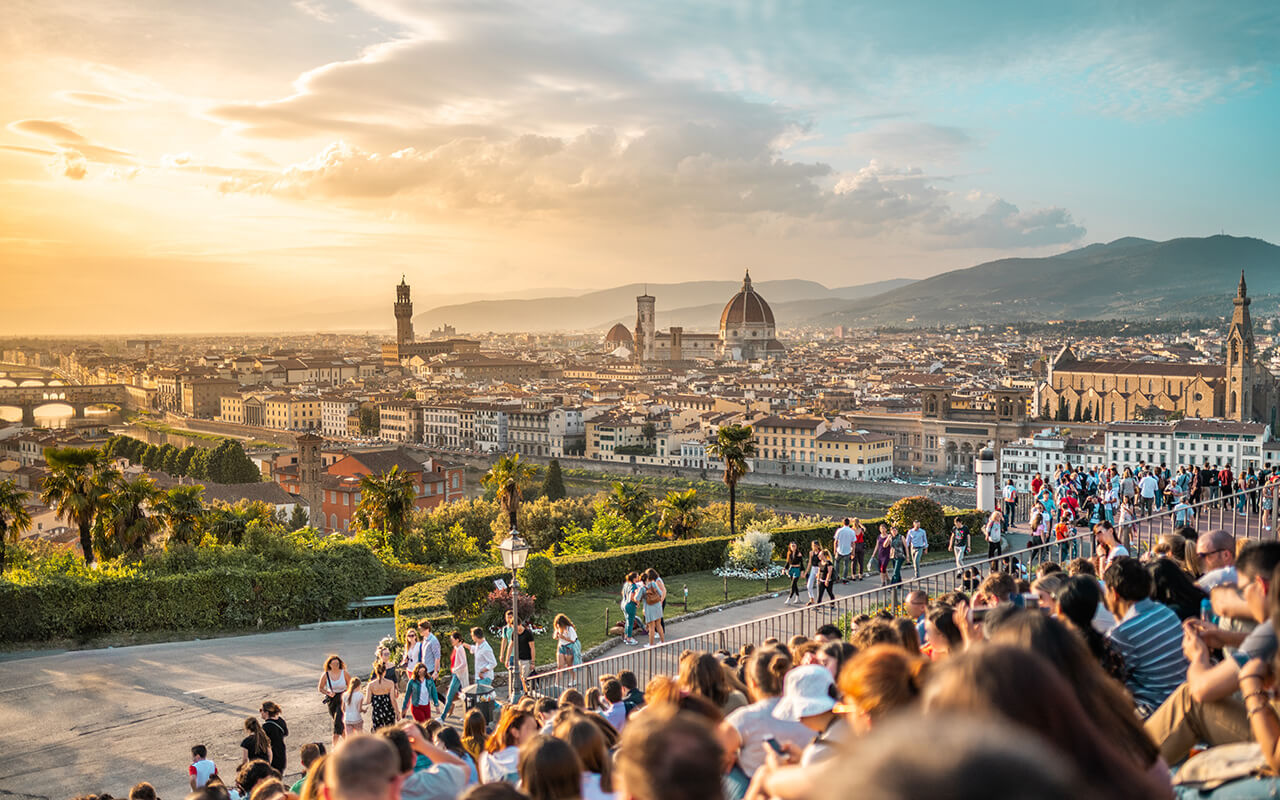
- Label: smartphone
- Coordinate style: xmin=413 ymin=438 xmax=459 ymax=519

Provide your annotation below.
xmin=763 ymin=737 xmax=786 ymax=755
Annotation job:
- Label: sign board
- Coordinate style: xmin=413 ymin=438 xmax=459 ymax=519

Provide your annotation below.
xmin=493 ymin=578 xmax=508 ymax=591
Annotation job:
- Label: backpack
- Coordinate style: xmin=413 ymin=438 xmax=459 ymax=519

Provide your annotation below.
xmin=644 ymin=583 xmax=661 ymax=604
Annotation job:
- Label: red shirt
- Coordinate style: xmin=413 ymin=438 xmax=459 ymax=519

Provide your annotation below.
xmin=1031 ymin=477 xmax=1043 ymax=496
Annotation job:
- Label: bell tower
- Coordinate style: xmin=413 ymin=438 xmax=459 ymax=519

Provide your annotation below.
xmin=1226 ymin=270 xmax=1255 ymax=421
xmin=395 ymin=276 xmax=415 ymax=347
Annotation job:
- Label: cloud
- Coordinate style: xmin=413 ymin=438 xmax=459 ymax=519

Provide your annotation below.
xmin=55 ymin=91 xmax=129 ymax=108
xmin=847 ymin=122 xmax=980 ymax=164
xmin=292 ymin=0 xmax=333 ymax=23
xmin=9 ymin=119 xmax=88 ymax=143
xmin=51 ymin=150 xmax=87 ymax=180
xmin=6 ymin=118 xmax=138 ymax=177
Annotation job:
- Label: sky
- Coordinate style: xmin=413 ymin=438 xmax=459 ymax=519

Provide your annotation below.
xmin=1 ymin=0 xmax=1278 ymax=334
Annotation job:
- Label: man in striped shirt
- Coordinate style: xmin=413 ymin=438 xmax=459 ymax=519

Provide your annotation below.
xmin=1103 ymin=556 xmax=1189 ymax=716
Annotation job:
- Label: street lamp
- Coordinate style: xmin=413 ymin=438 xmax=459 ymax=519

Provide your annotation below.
xmin=498 ymin=530 xmax=530 ymax=692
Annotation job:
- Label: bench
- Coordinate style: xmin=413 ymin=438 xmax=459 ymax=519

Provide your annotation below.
xmin=346 ymin=595 xmax=397 ymax=619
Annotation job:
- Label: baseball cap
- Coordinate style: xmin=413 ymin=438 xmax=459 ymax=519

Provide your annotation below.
xmin=772 ymin=664 xmax=837 ymax=721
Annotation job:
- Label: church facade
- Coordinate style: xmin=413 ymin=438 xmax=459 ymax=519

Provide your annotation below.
xmin=1038 ymin=273 xmax=1278 ymax=428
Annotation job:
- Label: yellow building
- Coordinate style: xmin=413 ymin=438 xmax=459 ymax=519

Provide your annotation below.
xmin=815 ymin=429 xmax=894 ymax=480
xmin=752 ymin=415 xmax=829 ymax=476
xmin=585 ymin=415 xmax=649 ymax=460
xmin=264 ymin=394 xmax=321 ymax=431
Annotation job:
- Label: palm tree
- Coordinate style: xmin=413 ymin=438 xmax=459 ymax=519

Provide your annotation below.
xmin=201 ymin=502 xmax=266 ymax=545
xmin=707 ymin=424 xmax=757 ymax=537
xmin=41 ymin=446 xmax=115 ymax=565
xmin=155 ymin=485 xmax=205 ymax=546
xmin=605 ymin=481 xmax=653 ymax=528
xmin=657 ymin=488 xmax=700 ymax=539
xmin=98 ymin=475 xmax=162 ymax=557
xmin=0 ymin=479 xmax=33 ymax=573
xmin=354 ymin=466 xmax=417 ymax=554
xmin=482 ymin=454 xmax=535 ymax=530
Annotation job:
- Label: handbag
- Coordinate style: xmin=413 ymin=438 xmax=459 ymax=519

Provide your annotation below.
xmin=1172 ymin=742 xmax=1268 ymax=790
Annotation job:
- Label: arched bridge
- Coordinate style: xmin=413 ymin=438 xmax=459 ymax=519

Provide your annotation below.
xmin=0 ymin=384 xmax=131 ymax=426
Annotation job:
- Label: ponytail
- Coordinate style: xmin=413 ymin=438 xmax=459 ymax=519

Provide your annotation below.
xmin=245 ymin=717 xmax=269 ymax=755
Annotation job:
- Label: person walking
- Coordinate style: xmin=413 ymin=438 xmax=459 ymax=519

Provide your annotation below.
xmin=816 ymin=550 xmax=836 ymax=603
xmin=367 ymin=662 xmax=399 ymax=729
xmin=402 ymin=663 xmax=434 ymax=723
xmin=805 ymin=540 xmax=822 ymax=605
xmin=259 ymin=702 xmax=288 ymax=775
xmin=642 ymin=568 xmax=665 ymax=646
xmin=342 ymin=677 xmax=364 ymax=736
xmin=949 ymin=518 xmax=968 ymax=568
xmin=888 ymin=526 xmax=906 ymax=585
xmin=442 ymin=631 xmax=470 ymax=720
xmin=317 ymin=655 xmax=349 ymax=747
xmin=983 ymin=509 xmax=1004 ymax=561
xmin=874 ymin=524 xmax=892 ymax=586
xmin=906 ymin=519 xmax=928 ymax=578
xmin=467 ymin=627 xmax=497 ymax=691
xmin=621 ymin=571 xmax=641 ymax=645
xmin=833 ymin=518 xmax=856 ymax=584
xmin=1002 ymin=480 xmax=1018 ymax=525
xmin=784 ymin=542 xmax=804 ymax=604
xmin=851 ymin=518 xmax=867 ymax=580
xmin=553 ymin=613 xmax=582 ymax=667
xmin=498 ymin=609 xmax=519 ymax=702
xmin=418 ymin=620 xmax=443 ymax=712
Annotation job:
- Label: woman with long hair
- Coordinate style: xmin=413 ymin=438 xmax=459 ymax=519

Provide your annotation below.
xmin=874 ymin=524 xmax=892 ymax=586
xmin=435 ymin=725 xmax=480 ymax=786
xmin=372 ymin=644 xmax=399 ymax=688
xmin=1054 ymin=575 xmax=1126 ymax=683
xmin=239 ymin=717 xmax=271 ymax=766
xmin=482 ymin=707 xmax=538 ymax=784
xmin=986 ymin=609 xmax=1165 ymax=783
xmin=553 ymin=613 xmax=583 ymax=668
xmin=923 ymin=644 xmax=1168 ymax=800
xmin=461 ymin=708 xmax=488 ymax=763
xmin=805 ymin=540 xmax=822 ymax=605
xmin=518 ymin=735 xmax=583 ymax=800
xmin=784 ymin=541 xmax=803 ymax=604
xmin=722 ymin=648 xmax=812 ymax=779
xmin=678 ymin=652 xmax=748 ymax=715
xmin=641 ymin=568 xmax=665 ymax=646
xmin=367 ymin=661 xmax=399 ymax=729
xmin=816 ymin=550 xmax=836 ymax=603
xmin=888 ymin=527 xmax=907 ymax=585
xmin=620 ymin=572 xmax=641 ymax=646
xmin=316 ymin=654 xmax=349 ymax=746
xmin=983 ymin=509 xmax=1005 ymax=561
xmin=851 ymin=518 xmax=867 ymax=580
xmin=554 ymin=714 xmax=615 ymax=800
xmin=342 ymin=676 xmax=365 ymax=736
xmin=402 ymin=663 xmax=434 ymax=723
xmin=1146 ymin=557 xmax=1206 ymax=622
xmin=258 ymin=701 xmax=288 ymax=774
xmin=836 ymin=644 xmax=928 ymax=733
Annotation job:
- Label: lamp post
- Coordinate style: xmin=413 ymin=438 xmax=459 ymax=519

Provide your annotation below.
xmin=498 ymin=530 xmax=530 ymax=696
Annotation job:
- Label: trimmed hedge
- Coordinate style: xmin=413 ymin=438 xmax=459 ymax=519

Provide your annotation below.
xmin=0 ymin=543 xmax=387 ymax=643
xmin=393 ymin=511 xmax=978 ymax=640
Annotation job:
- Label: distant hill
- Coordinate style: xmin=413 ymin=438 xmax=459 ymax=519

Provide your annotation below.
xmin=415 ymin=277 xmax=915 ymax=333
xmin=811 ymin=235 xmax=1280 ymax=327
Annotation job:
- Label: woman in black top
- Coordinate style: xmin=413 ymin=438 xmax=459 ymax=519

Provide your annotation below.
xmin=806 ymin=540 xmax=822 ymax=606
xmin=784 ymin=542 xmax=804 ymax=605
xmin=259 ymin=702 xmax=288 ymax=773
xmin=240 ymin=717 xmax=271 ymax=766
xmin=817 ymin=549 xmax=836 ymax=603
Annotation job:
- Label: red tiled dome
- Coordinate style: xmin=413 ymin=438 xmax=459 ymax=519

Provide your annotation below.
xmin=605 ymin=323 xmax=634 ymax=346
xmin=720 ymin=271 xmax=775 ymax=327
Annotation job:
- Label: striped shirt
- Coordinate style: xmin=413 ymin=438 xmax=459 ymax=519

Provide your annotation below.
xmin=1106 ymin=599 xmax=1188 ymax=714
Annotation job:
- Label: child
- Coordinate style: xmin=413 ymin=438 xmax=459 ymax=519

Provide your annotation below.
xmin=189 ymin=745 xmax=217 ymax=791
xmin=1055 ymin=510 xmax=1073 ymax=563
xmin=342 ymin=677 xmax=364 ymax=736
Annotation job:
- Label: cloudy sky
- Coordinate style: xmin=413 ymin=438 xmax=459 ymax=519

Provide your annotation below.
xmin=2 ymin=0 xmax=1278 ymax=333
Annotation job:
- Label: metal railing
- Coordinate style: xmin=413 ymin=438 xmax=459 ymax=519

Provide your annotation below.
xmin=525 ymin=483 xmax=1278 ymax=698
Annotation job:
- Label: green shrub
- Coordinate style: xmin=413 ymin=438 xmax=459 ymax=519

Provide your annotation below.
xmin=726 ymin=531 xmax=774 ymax=570
xmin=885 ymin=496 xmax=947 ymax=549
xmin=521 ymin=554 xmax=556 ymax=610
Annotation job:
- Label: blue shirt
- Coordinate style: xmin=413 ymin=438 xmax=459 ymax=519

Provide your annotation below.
xmin=1106 ymin=599 xmax=1188 ymax=714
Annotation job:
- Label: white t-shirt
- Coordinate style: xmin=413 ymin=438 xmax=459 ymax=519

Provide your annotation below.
xmin=1139 ymin=475 xmax=1159 ymax=498
xmin=343 ymin=691 xmax=363 ymax=723
xmin=726 ymin=698 xmax=815 ymax=777
xmin=1105 ymin=544 xmax=1130 ymax=565
xmin=480 ymin=746 xmax=521 ymax=784
xmin=834 ymin=526 xmax=856 ymax=556
xmin=582 ymin=772 xmax=617 ymax=800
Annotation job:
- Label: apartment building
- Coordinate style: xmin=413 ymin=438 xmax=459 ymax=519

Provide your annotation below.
xmin=1000 ymin=429 xmax=1106 ymax=490
xmin=752 ymin=415 xmax=845 ymax=476
xmin=814 ymin=429 xmax=894 ymax=480
xmin=264 ymin=394 xmax=321 ymax=431
xmin=1104 ymin=419 xmax=1271 ymax=472
xmin=321 ymin=397 xmax=361 ymax=438
xmin=379 ymin=400 xmax=423 ymax=443
xmin=508 ymin=406 xmax=585 ymax=457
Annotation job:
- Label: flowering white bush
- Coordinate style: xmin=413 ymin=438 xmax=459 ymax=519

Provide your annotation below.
xmin=714 ymin=564 xmax=786 ymax=580
xmin=726 ymin=530 xmax=775 ymax=571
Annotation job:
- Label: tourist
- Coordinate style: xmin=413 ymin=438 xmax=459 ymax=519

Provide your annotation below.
xmin=873 ymin=524 xmax=892 ymax=586
xmin=815 ymin=549 xmax=835 ymax=603
xmin=324 ymin=734 xmax=402 ymax=800
xmin=318 ymin=655 xmax=350 ymax=746
xmin=723 ymin=648 xmax=812 ymax=779
xmin=1093 ymin=521 xmax=1129 ymax=574
xmin=906 ymin=519 xmax=928 ymax=578
xmin=403 ymin=663 xmax=434 ymax=723
xmin=805 ymin=540 xmax=821 ymax=605
xmin=517 ymin=735 xmax=583 ymax=800
xmin=481 ymin=708 xmax=538 ymax=784
xmin=1054 ymin=508 xmax=1074 ymax=563
xmin=833 ymin=518 xmax=856 ymax=583
xmin=1195 ymin=529 xmax=1237 ymax=591
xmin=615 ymin=708 xmax=725 ymax=800
xmin=468 ymin=627 xmax=498 ymax=691
xmin=442 ymin=631 xmax=471 ymax=720
xmin=598 ymin=678 xmax=627 ymax=732
xmin=289 ymin=743 xmax=324 ymax=795
xmin=679 ymin=651 xmax=748 ymax=715
xmin=257 ymin=702 xmax=288 ymax=774
xmin=923 ymin=603 xmax=963 ymax=659
xmin=498 ymin=610 xmax=519 ymax=702
xmin=461 ymin=709 xmax=487 ymax=763
xmin=949 ymin=517 xmax=967 ymax=568
xmin=434 ymin=727 xmax=480 ymax=786
xmin=650 ymin=568 xmax=668 ymax=641
xmin=233 ymin=760 xmax=277 ymax=800
xmin=1146 ymin=558 xmax=1206 ymax=622
xmin=509 ymin=619 xmax=536 ymax=699
xmin=836 ymin=644 xmax=928 ymax=733
xmin=240 ymin=717 xmax=272 ymax=766
xmin=983 ymin=509 xmax=1004 ymax=560
xmin=367 ymin=662 xmax=400 ymax=729
xmin=783 ymin=542 xmax=804 ymax=604
xmin=419 ymin=620 xmax=443 ymax=712
xmin=401 ymin=626 xmax=422 ymax=673
xmin=621 ymin=572 xmax=641 ymax=645
xmin=772 ymin=663 xmax=851 ymax=765
xmin=129 ymin=783 xmax=156 ymax=800
xmin=641 ymin=568 xmax=666 ymax=646
xmin=618 ymin=670 xmax=645 ymax=713
xmin=372 ymin=645 xmax=399 ymax=689
xmin=553 ymin=613 xmax=583 ymax=668
xmin=1102 ymin=557 xmax=1188 ymax=716
xmin=1139 ymin=468 xmax=1160 ymax=516
xmin=852 ymin=518 xmax=867 ymax=580
xmin=887 ymin=526 xmax=906 ymax=585
xmin=923 ymin=645 xmax=1167 ymax=800
xmin=189 ymin=745 xmax=218 ymax=791
xmin=553 ymin=715 xmax=615 ymax=800
xmin=343 ymin=677 xmax=365 ymax=736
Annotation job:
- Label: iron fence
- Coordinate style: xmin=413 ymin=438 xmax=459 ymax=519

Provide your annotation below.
xmin=525 ymin=483 xmax=1277 ymax=698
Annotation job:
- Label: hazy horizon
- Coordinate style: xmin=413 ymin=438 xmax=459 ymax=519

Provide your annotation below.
xmin=3 ymin=2 xmax=1278 ymax=334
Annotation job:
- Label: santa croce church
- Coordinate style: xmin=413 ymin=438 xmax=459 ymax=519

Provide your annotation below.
xmin=1038 ymin=272 xmax=1279 ymax=428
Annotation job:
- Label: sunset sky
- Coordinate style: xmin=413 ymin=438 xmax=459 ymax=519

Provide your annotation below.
xmin=2 ymin=1 xmax=1278 ymax=334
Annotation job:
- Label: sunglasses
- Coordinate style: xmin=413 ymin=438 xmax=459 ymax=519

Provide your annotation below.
xmin=1196 ymin=548 xmax=1228 ymax=559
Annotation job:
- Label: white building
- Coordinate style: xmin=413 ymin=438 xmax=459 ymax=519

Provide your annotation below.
xmin=1104 ymin=419 xmax=1271 ymax=472
xmin=508 ymin=407 xmax=585 ymax=458
xmin=321 ymin=397 xmax=360 ymax=438
xmin=422 ymin=405 xmax=463 ymax=450
xmin=999 ymin=428 xmax=1106 ymax=491
xmin=473 ymin=405 xmax=512 ymax=453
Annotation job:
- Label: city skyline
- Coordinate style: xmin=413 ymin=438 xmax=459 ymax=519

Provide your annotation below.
xmin=3 ymin=1 xmax=1279 ymax=334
